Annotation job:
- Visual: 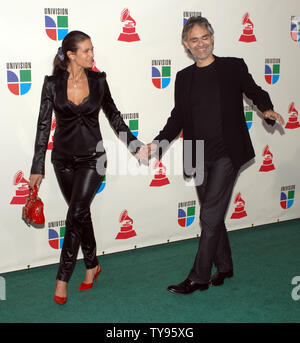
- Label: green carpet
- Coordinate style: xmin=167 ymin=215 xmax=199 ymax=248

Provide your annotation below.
xmin=0 ymin=219 xmax=299 ymax=323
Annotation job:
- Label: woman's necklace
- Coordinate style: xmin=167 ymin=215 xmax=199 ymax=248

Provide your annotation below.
xmin=71 ymin=78 xmax=79 ymax=88
xmin=69 ymin=72 xmax=84 ymax=88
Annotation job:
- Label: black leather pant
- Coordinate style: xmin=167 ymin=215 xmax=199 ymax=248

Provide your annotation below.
xmin=53 ymin=153 xmax=104 ymax=282
xmin=188 ymin=156 xmax=238 ymax=284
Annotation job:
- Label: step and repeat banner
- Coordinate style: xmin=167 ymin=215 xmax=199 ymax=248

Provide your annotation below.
xmin=1 ymin=0 xmax=300 ymax=273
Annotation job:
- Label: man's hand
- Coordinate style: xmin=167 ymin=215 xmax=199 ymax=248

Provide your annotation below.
xmin=136 ymin=143 xmax=158 ymax=164
xmin=147 ymin=143 xmax=158 ymax=157
xmin=136 ymin=145 xmax=149 ymax=164
xmin=263 ymin=110 xmax=285 ymax=126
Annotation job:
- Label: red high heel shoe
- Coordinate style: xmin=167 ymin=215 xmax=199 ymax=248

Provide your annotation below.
xmin=54 ymin=280 xmax=67 ymax=304
xmin=54 ymin=295 xmax=67 ymax=305
xmin=78 ymin=265 xmax=101 ymax=291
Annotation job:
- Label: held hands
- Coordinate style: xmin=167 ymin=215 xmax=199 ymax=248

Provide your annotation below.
xmin=262 ymin=110 xmax=285 ymax=126
xmin=136 ymin=143 xmax=158 ymax=164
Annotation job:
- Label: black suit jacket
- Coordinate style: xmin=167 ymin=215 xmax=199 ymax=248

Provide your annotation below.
xmin=154 ymin=56 xmax=275 ymax=175
xmin=31 ymin=68 xmax=142 ymax=175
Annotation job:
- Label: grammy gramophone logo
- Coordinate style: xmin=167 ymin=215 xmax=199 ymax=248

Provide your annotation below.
xmin=10 ymin=170 xmax=29 ymax=205
xmin=230 ymin=192 xmax=247 ymax=219
xmin=118 ymin=8 xmax=140 ymax=42
xmin=150 ymin=159 xmax=170 ymax=187
xmin=259 ymin=145 xmax=275 ymax=172
xmin=116 ymin=210 xmax=136 ymax=239
xmin=239 ymin=12 xmax=256 ymax=42
xmin=285 ymin=102 xmax=300 ymax=129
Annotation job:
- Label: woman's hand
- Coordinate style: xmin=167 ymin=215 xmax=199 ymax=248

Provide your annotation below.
xmin=29 ymin=174 xmax=43 ymax=189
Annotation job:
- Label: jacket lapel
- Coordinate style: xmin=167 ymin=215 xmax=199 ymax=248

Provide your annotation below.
xmin=213 ymin=56 xmax=226 ymax=119
xmin=181 ymin=63 xmax=195 ymax=122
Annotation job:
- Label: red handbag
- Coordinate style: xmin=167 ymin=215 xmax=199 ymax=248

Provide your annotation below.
xmin=22 ymin=185 xmax=45 ymax=228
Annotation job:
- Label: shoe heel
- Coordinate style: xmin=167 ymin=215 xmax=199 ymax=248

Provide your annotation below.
xmin=94 ymin=265 xmax=101 ymax=283
xmin=78 ymin=265 xmax=101 ymax=291
xmin=212 ymin=279 xmax=224 ymax=286
xmin=199 ymin=284 xmax=209 ymax=291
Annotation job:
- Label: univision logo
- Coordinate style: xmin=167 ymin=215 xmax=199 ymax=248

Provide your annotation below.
xmin=291 ymin=16 xmax=300 ymax=42
xmin=6 ymin=62 xmax=31 ymax=95
xmin=183 ymin=11 xmax=202 ymax=26
xmin=48 ymin=220 xmax=65 ymax=249
xmin=121 ymin=113 xmax=139 ymax=137
xmin=265 ymin=58 xmax=280 ymax=85
xmin=152 ymin=60 xmax=171 ymax=89
xmin=244 ymin=105 xmax=254 ymax=130
xmin=44 ymin=8 xmax=68 ymax=41
xmin=178 ymin=201 xmax=196 ymax=228
xmin=280 ymin=185 xmax=295 ymax=209
xmin=96 ymin=175 xmax=106 ymax=194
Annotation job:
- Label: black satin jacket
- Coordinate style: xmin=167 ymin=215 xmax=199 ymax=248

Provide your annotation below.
xmin=30 ymin=68 xmax=142 ymax=175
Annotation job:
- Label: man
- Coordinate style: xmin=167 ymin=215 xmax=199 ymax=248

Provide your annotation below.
xmin=144 ymin=16 xmax=284 ymax=294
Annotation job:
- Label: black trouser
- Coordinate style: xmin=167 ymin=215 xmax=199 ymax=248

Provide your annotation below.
xmin=188 ymin=156 xmax=238 ymax=284
xmin=53 ymin=154 xmax=104 ymax=283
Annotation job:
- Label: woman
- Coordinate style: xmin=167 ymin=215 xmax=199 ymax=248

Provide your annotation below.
xmin=29 ymin=31 xmax=146 ymax=304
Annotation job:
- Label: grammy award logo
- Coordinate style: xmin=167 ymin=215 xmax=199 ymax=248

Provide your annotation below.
xmin=259 ymin=145 xmax=275 ymax=172
xmin=239 ymin=12 xmax=256 ymax=42
xmin=47 ymin=116 xmax=56 ymax=150
xmin=118 ymin=8 xmax=140 ymax=42
xmin=150 ymin=160 xmax=170 ymax=187
xmin=115 ymin=210 xmax=136 ymax=239
xmin=230 ymin=192 xmax=247 ymax=219
xmin=10 ymin=170 xmax=30 ymax=205
xmin=285 ymin=102 xmax=300 ymax=129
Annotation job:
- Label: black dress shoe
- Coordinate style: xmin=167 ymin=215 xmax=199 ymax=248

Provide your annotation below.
xmin=167 ymin=278 xmax=209 ymax=294
xmin=209 ymin=270 xmax=233 ymax=286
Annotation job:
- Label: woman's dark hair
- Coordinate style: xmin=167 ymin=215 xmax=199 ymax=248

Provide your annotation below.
xmin=53 ymin=30 xmax=91 ymax=75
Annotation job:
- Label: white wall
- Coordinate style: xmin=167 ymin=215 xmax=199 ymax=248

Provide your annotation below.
xmin=1 ymin=0 xmax=300 ymax=273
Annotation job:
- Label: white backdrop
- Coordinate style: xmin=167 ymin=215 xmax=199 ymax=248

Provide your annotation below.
xmin=1 ymin=0 xmax=300 ymax=273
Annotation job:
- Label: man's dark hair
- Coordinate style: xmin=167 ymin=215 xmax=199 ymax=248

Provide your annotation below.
xmin=182 ymin=16 xmax=214 ymax=42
